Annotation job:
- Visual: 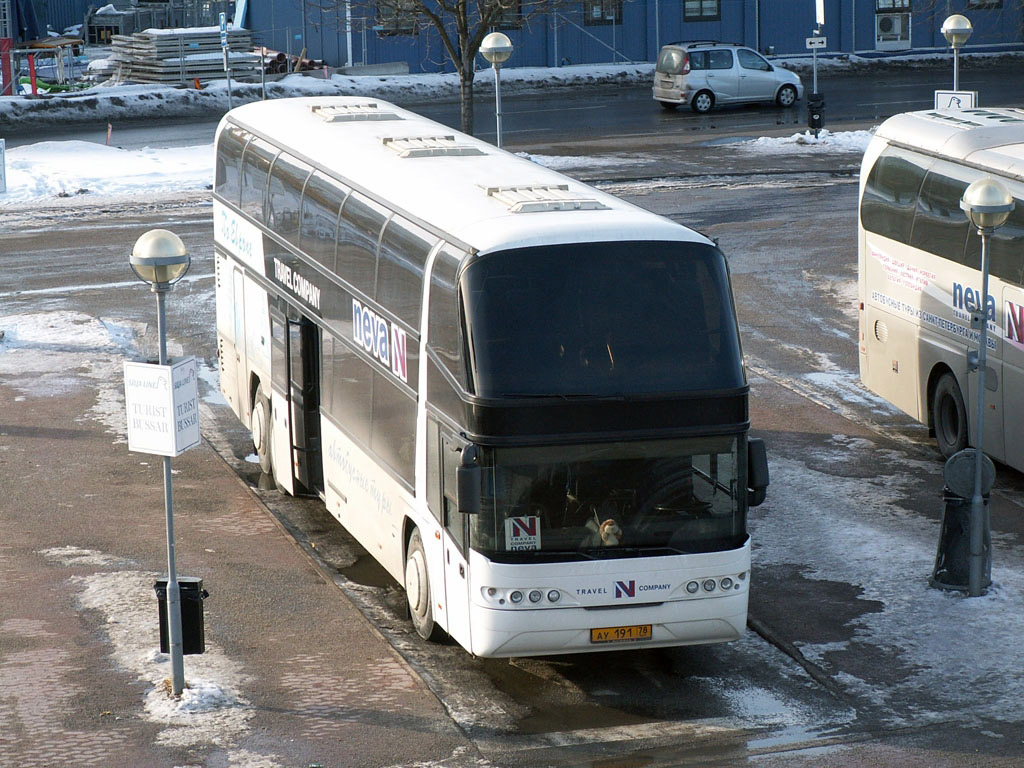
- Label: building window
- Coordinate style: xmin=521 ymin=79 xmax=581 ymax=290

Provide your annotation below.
xmin=493 ymin=0 xmax=522 ymax=28
xmin=966 ymin=0 xmax=1002 ymax=7
xmin=684 ymin=0 xmax=719 ymax=21
xmin=875 ymin=0 xmax=910 ymax=9
xmin=376 ymin=0 xmax=417 ymax=35
xmin=584 ymin=0 xmax=622 ymax=25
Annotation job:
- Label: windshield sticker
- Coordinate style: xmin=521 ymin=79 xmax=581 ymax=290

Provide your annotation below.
xmin=505 ymin=516 xmax=541 ymax=551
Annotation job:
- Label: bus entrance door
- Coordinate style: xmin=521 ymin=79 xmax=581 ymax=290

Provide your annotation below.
xmin=441 ymin=432 xmax=472 ymax=649
xmin=287 ymin=316 xmax=324 ymax=496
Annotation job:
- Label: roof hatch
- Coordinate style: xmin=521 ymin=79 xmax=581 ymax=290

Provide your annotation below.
xmin=382 ymin=135 xmax=484 ymax=158
xmin=484 ymin=184 xmax=610 ymax=213
xmin=311 ymin=103 xmax=402 ymax=122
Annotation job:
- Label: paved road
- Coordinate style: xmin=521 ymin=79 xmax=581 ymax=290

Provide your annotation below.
xmin=5 ymin=58 xmax=1022 ymax=150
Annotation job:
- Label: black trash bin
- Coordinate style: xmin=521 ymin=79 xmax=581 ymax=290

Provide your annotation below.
xmin=154 ymin=576 xmax=208 ymax=655
xmin=807 ymin=92 xmax=825 ymax=136
xmin=930 ymin=488 xmax=991 ymax=591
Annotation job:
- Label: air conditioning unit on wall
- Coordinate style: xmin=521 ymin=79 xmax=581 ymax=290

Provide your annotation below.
xmin=877 ymin=13 xmax=907 ymax=40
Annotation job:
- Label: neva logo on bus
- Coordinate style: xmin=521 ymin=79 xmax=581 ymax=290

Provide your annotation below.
xmin=615 ymin=580 xmax=636 ymax=598
xmin=352 ymin=300 xmax=408 ymax=382
xmin=1007 ymin=300 xmax=1024 ymax=350
xmin=504 ymin=516 xmax=541 ymax=551
xmin=952 ymin=282 xmax=996 ymax=321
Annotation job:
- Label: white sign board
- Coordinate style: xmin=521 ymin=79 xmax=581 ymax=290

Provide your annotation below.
xmin=0 ymin=138 xmax=6 ymax=194
xmin=806 ymin=36 xmax=827 ymax=49
xmin=815 ymin=0 xmax=825 ymax=26
xmin=934 ymin=90 xmax=978 ymax=110
xmin=124 ymin=357 xmax=200 ymax=457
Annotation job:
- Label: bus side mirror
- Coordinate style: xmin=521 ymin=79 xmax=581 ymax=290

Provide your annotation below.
xmin=747 ymin=438 xmax=769 ymax=507
xmin=457 ymin=445 xmax=481 ymax=515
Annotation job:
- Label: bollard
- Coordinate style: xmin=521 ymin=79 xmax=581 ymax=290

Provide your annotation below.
xmin=930 ymin=488 xmax=991 ymax=591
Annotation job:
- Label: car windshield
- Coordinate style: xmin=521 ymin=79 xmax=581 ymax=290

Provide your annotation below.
xmin=657 ymin=48 xmax=686 ymax=75
xmin=470 ymin=436 xmax=748 ymax=563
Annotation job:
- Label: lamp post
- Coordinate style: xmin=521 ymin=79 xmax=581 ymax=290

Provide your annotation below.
xmin=480 ymin=32 xmax=513 ymax=149
xmin=941 ymin=14 xmax=973 ymax=91
xmin=959 ymin=178 xmax=1013 ymax=597
xmin=130 ymin=229 xmax=192 ymax=695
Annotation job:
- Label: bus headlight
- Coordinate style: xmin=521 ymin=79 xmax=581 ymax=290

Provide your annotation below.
xmin=702 ymin=579 xmax=717 ymax=592
xmin=686 ymin=581 xmax=700 ymax=594
xmin=509 ymin=590 xmax=524 ymax=604
xmin=547 ymin=590 xmax=561 ymax=603
xmin=529 ymin=590 xmax=543 ymax=603
xmin=720 ymin=577 xmax=733 ymax=590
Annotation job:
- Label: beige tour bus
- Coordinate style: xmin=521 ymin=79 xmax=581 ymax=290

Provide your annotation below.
xmin=858 ymin=108 xmax=1024 ymax=470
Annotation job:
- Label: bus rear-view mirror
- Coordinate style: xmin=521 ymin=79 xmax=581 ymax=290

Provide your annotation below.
xmin=747 ymin=438 xmax=769 ymax=507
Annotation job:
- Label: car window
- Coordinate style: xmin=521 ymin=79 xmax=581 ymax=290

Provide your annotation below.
xmin=688 ymin=50 xmax=708 ymax=70
xmin=737 ymin=49 xmax=771 ymax=71
xmin=657 ymin=47 xmax=686 ymax=75
xmin=708 ymin=50 xmax=733 ymax=70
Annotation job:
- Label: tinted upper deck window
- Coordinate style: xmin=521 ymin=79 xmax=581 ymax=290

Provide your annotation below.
xmin=461 ymin=241 xmax=744 ymax=398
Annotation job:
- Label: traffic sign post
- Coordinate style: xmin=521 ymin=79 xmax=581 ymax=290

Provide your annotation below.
xmin=220 ymin=12 xmax=233 ymax=110
xmin=806 ymin=35 xmax=826 ymax=137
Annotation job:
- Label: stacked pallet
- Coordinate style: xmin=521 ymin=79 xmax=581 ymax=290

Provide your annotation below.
xmin=110 ymin=26 xmax=261 ymax=83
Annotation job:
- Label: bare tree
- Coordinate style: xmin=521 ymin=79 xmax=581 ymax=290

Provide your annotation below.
xmin=315 ymin=0 xmax=589 ymax=134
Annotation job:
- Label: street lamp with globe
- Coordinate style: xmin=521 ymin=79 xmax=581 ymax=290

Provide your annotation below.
xmin=941 ymin=14 xmax=973 ymax=91
xmin=959 ymin=178 xmax=1013 ymax=596
xmin=129 ymin=228 xmax=191 ymax=694
xmin=480 ymin=32 xmax=514 ymax=148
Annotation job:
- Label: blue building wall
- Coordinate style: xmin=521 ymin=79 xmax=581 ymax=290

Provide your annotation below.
xmin=38 ymin=0 xmax=1012 ymax=70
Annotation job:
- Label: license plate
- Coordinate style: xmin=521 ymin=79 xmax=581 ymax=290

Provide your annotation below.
xmin=590 ymin=624 xmax=653 ymax=643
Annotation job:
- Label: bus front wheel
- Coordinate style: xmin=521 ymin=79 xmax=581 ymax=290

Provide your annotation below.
xmin=405 ymin=530 xmax=441 ymax=641
xmin=933 ymin=373 xmax=968 ymax=459
xmin=252 ymin=385 xmax=273 ymax=477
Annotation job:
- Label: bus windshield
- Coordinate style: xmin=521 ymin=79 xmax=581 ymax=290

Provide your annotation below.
xmin=471 ymin=435 xmax=747 ymax=562
xmin=461 ymin=241 xmax=744 ymax=398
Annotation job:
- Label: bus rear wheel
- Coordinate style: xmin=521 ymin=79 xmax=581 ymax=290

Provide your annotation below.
xmin=933 ymin=373 xmax=968 ymax=459
xmin=405 ymin=530 xmax=441 ymax=641
xmin=252 ymin=385 xmax=273 ymax=477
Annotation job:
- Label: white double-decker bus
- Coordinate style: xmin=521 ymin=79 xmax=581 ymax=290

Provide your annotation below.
xmin=213 ymin=96 xmax=768 ymax=657
xmin=859 ymin=108 xmax=1024 ymax=470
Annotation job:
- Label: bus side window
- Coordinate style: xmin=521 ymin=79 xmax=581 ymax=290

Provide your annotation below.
xmin=910 ymin=161 xmax=972 ymax=265
xmin=240 ymin=138 xmax=277 ymax=225
xmin=337 ymin=191 xmax=388 ymax=300
xmin=969 ymin=193 xmax=1024 ymax=286
xmin=301 ymin=171 xmax=350 ymax=273
xmin=441 ymin=433 xmax=467 ymax=552
xmin=378 ymin=216 xmax=437 ymax=328
xmin=267 ymin=153 xmax=313 ymax=248
xmin=426 ymin=419 xmax=442 ymax=523
xmin=215 ymin=126 xmax=249 ymax=206
xmin=324 ymin=335 xmax=373 ymax=448
xmin=427 ymin=246 xmax=468 ymax=417
xmin=861 ymin=146 xmax=929 ymax=245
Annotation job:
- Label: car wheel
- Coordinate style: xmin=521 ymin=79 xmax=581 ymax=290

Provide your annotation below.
xmin=405 ymin=529 xmax=443 ymax=642
xmin=932 ymin=372 xmax=968 ymax=459
xmin=658 ymin=101 xmax=677 ymax=111
xmin=251 ymin=384 xmax=273 ymax=478
xmin=776 ymin=84 xmax=798 ymax=108
xmin=691 ymin=90 xmax=714 ymax=114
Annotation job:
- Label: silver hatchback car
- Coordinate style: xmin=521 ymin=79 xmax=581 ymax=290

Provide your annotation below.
xmin=653 ymin=41 xmax=804 ymax=113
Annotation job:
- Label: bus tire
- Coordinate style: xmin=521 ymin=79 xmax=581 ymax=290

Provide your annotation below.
xmin=405 ymin=529 xmax=440 ymax=641
xmin=252 ymin=385 xmax=273 ymax=477
xmin=933 ymin=373 xmax=968 ymax=459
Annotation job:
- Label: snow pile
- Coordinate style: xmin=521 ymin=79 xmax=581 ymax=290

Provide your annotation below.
xmin=742 ymin=128 xmax=874 ymax=154
xmin=0 ymin=141 xmax=212 ymax=204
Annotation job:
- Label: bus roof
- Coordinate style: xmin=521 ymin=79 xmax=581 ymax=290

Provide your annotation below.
xmin=873 ymin=108 xmax=1024 ymax=180
xmin=218 ymin=96 xmax=710 ymax=254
